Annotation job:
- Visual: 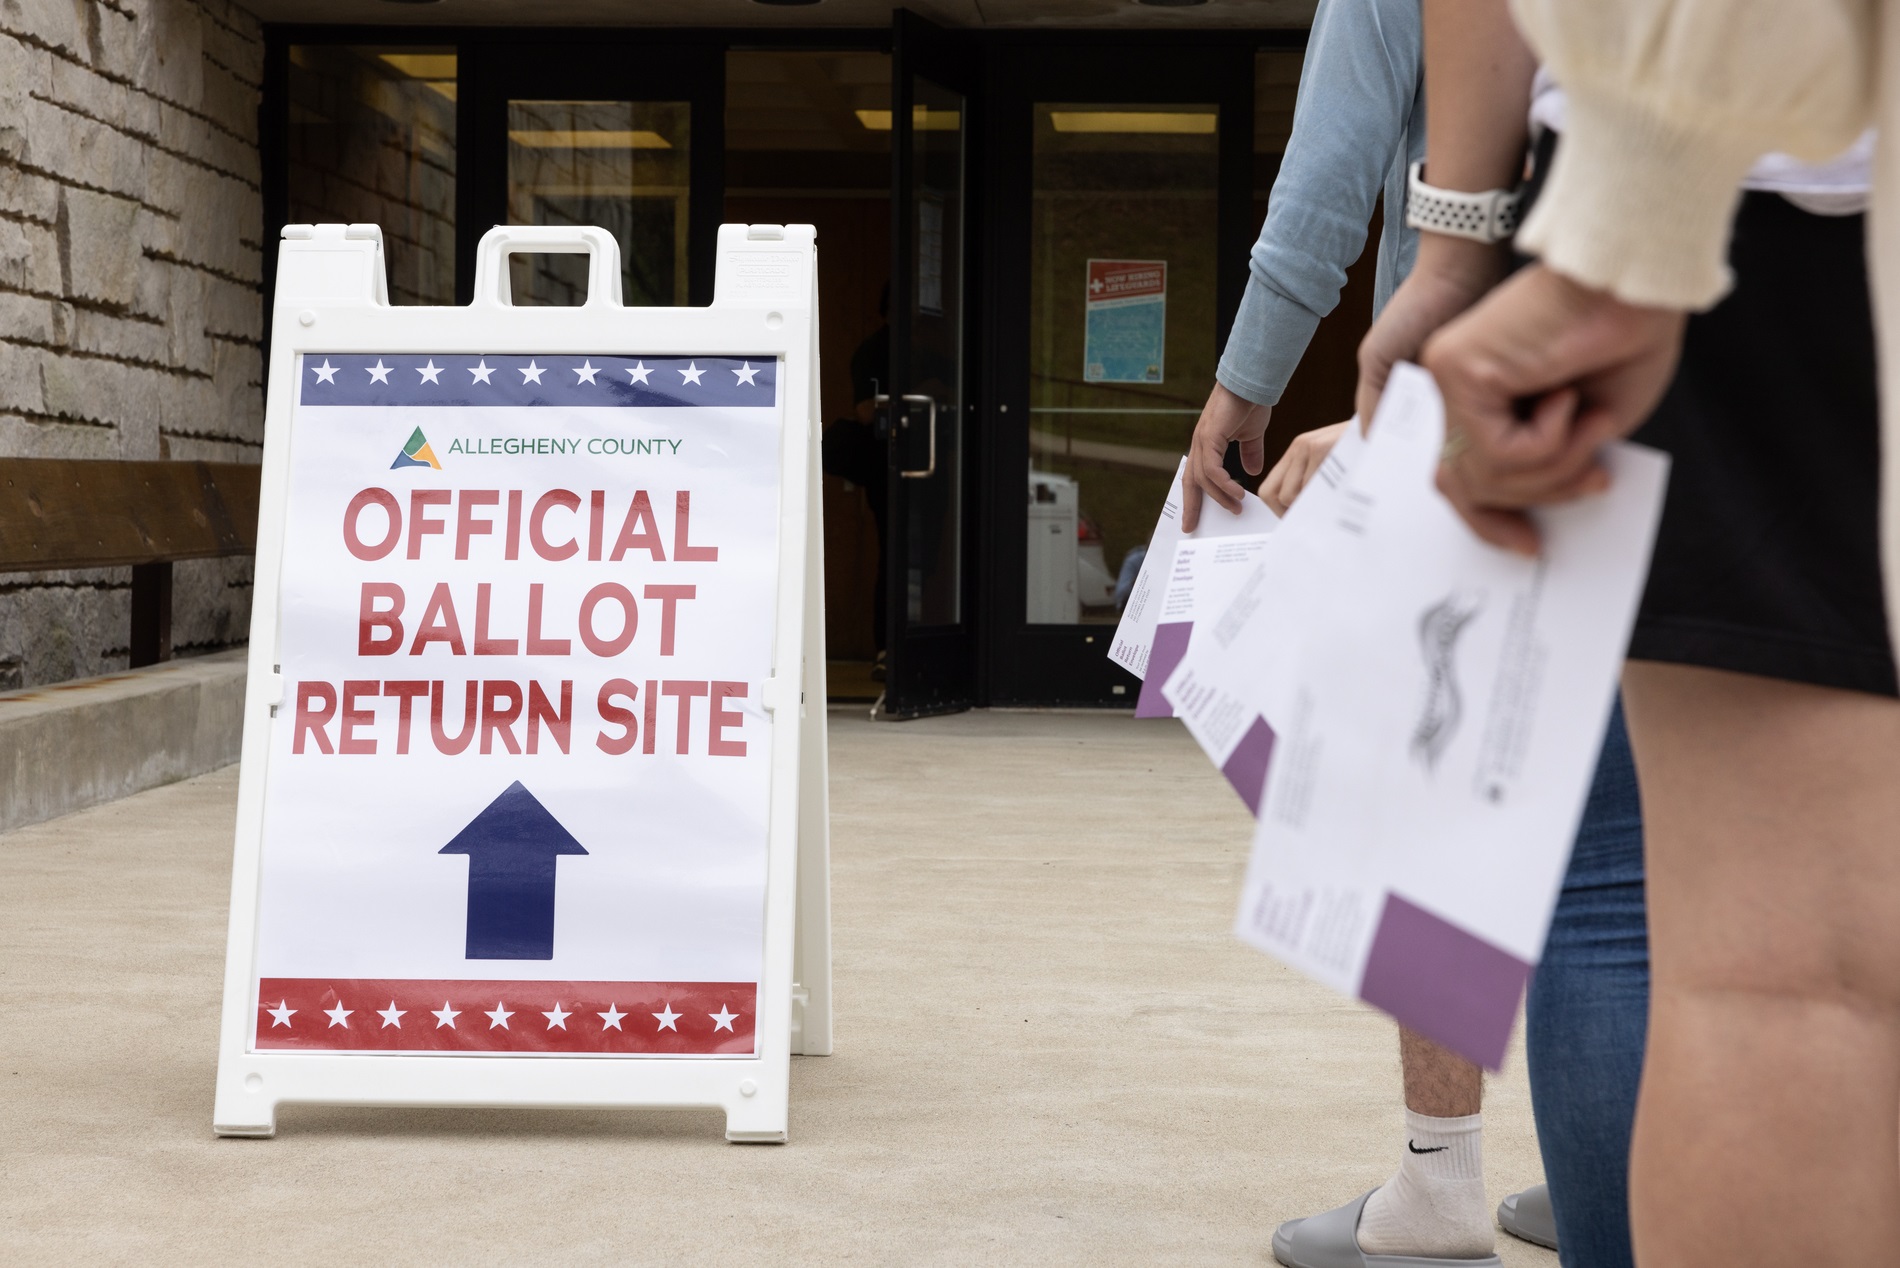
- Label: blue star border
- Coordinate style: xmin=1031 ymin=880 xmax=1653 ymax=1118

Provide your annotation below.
xmin=297 ymin=354 xmax=780 ymax=408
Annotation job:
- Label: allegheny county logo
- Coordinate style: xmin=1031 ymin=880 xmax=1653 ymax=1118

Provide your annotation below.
xmin=391 ymin=427 xmax=443 ymax=471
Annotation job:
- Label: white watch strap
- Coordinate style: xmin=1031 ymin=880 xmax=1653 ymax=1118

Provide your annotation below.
xmin=1405 ymin=161 xmax=1523 ymax=244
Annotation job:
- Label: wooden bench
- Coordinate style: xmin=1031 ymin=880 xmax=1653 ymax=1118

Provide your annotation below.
xmin=0 ymin=459 xmax=261 ymax=667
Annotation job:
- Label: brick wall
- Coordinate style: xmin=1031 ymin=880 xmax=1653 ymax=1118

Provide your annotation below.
xmin=0 ymin=0 xmax=263 ymax=691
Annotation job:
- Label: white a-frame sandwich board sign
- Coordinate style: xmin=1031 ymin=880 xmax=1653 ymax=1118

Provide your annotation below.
xmin=213 ymin=223 xmax=831 ymax=1143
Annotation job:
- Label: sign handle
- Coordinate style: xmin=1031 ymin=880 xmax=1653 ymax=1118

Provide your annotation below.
xmin=470 ymin=225 xmax=625 ymax=309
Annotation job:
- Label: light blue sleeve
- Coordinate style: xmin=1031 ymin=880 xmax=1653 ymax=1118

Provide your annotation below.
xmin=1216 ymin=0 xmax=1423 ymax=408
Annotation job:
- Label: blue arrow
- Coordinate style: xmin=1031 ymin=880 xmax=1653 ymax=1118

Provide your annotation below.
xmin=439 ymin=781 xmax=588 ymax=960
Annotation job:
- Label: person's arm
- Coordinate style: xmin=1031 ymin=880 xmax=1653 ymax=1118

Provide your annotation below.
xmin=1424 ymin=0 xmax=1873 ymax=554
xmin=1180 ymin=0 xmax=1419 ymax=531
xmin=1353 ymin=0 xmax=1536 ymax=425
xmin=1510 ymin=0 xmax=1873 ymax=310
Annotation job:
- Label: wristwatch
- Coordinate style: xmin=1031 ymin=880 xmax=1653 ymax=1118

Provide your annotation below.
xmin=1405 ymin=162 xmax=1523 ymax=244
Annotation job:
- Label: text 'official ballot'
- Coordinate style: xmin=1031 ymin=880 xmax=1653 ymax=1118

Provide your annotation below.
xmin=258 ymin=352 xmax=780 ymax=1055
xmin=1228 ymin=365 xmax=1668 ymax=1069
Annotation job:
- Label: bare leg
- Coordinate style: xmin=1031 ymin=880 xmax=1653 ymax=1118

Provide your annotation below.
xmin=1401 ymin=1026 xmax=1483 ymax=1117
xmin=1622 ymin=662 xmax=1900 ymax=1264
xmin=1345 ymin=1027 xmax=1491 ymax=1256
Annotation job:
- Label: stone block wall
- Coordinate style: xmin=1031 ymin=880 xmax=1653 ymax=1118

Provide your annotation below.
xmin=0 ymin=0 xmax=264 ymax=690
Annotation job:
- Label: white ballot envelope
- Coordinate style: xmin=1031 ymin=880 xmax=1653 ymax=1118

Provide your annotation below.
xmin=1108 ymin=456 xmax=1279 ymax=680
xmin=1160 ymin=422 xmax=1366 ymax=810
xmin=1232 ymin=364 xmax=1668 ymax=1069
xmin=1135 ymin=534 xmax=1276 ymax=804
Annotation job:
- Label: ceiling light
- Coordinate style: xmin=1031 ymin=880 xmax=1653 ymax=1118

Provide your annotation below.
xmin=1048 ymin=110 xmax=1216 ymax=134
xmin=1135 ymin=0 xmax=1210 ymax=6
xmin=855 ymin=108 xmax=960 ymax=132
xmin=377 ymin=53 xmax=457 ymax=78
xmin=508 ymin=130 xmax=673 ymax=150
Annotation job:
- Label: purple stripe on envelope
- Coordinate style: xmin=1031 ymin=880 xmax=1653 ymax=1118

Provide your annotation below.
xmin=1219 ymin=714 xmax=1275 ymax=815
xmin=1135 ymin=621 xmax=1193 ymax=718
xmin=1358 ymin=892 xmax=1531 ymax=1071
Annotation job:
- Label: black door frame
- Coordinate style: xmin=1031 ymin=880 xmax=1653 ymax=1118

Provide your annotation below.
xmin=260 ymin=22 xmax=1307 ymax=710
xmin=973 ymin=36 xmax=1271 ymax=708
xmin=455 ymin=37 xmax=728 ymax=308
xmin=882 ymin=10 xmax=982 ymax=718
xmin=260 ymin=25 xmax=889 ymax=342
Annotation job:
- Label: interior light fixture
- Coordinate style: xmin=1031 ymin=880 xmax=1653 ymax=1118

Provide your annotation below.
xmin=378 ymin=53 xmax=457 ymax=78
xmin=854 ymin=108 xmax=961 ymax=132
xmin=376 ymin=53 xmax=457 ymax=100
xmin=1048 ymin=110 xmax=1217 ymax=134
xmin=508 ymin=130 xmax=673 ymax=150
xmin=1135 ymin=0 xmax=1210 ymax=7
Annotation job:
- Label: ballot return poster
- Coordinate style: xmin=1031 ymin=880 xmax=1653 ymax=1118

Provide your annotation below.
xmin=248 ymin=352 xmax=782 ymax=1058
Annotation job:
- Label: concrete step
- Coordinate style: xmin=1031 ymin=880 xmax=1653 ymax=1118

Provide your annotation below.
xmin=0 ymin=649 xmax=247 ymax=834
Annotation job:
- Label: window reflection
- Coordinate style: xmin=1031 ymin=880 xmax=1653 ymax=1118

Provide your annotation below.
xmin=506 ymin=100 xmax=690 ymax=307
xmin=1027 ymin=102 xmax=1219 ymax=624
xmin=287 ymin=46 xmax=457 ymax=305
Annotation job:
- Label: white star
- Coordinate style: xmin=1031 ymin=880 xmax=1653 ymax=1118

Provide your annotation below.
xmin=469 ymin=360 xmax=495 ymax=384
xmin=366 ymin=360 xmax=392 ymax=384
xmin=733 ymin=361 xmax=759 ymax=386
xmin=486 ymin=1002 xmax=513 ymax=1029
xmin=653 ymin=1003 xmax=681 ymax=1032
xmin=378 ymin=1001 xmax=406 ymax=1028
xmin=519 ymin=360 xmax=545 ymax=384
xmin=543 ymin=1003 xmax=571 ymax=1030
xmin=710 ymin=1005 xmax=737 ymax=1032
xmin=626 ymin=361 xmax=652 ymax=385
xmin=267 ymin=1000 xmax=296 ymax=1028
xmin=416 ymin=359 xmax=442 ymax=384
xmin=325 ymin=1002 xmax=352 ymax=1028
xmin=311 ymin=359 xmax=338 ymax=385
xmin=574 ymin=360 xmax=599 ymax=385
xmin=433 ymin=1002 xmax=460 ymax=1029
xmin=679 ymin=362 xmax=705 ymax=385
xmin=598 ymin=1004 xmax=626 ymax=1031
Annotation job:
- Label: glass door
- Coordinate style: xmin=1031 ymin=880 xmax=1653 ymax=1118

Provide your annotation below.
xmin=984 ymin=43 xmax=1256 ymax=705
xmin=457 ymin=42 xmax=723 ymax=306
xmin=882 ymin=13 xmax=977 ymax=718
xmin=1026 ymin=103 xmax=1220 ymax=628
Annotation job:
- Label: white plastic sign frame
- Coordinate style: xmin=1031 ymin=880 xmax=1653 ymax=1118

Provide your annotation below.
xmin=212 ymin=222 xmax=832 ymax=1143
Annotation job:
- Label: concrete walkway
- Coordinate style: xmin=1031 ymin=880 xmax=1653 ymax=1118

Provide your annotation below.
xmin=1 ymin=710 xmax=1557 ymax=1266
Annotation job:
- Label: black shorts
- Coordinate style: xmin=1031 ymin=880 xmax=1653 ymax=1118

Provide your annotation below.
xmin=1627 ymin=192 xmax=1896 ymax=697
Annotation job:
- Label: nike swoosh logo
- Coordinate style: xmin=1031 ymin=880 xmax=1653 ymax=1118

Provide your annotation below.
xmin=1408 ymin=1141 xmax=1449 ymax=1154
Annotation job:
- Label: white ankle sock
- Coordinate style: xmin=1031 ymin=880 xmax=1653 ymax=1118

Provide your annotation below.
xmin=1354 ymin=1109 xmax=1494 ymax=1258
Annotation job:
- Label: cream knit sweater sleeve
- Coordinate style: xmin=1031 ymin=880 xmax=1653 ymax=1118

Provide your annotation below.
xmin=1509 ymin=0 xmax=1877 ymax=309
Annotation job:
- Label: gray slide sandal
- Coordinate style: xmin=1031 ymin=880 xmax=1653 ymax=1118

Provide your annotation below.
xmin=1496 ymin=1183 xmax=1559 ymax=1251
xmin=1272 ymin=1191 xmax=1504 ymax=1268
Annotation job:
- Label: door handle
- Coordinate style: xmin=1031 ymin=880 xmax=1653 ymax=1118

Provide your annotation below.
xmin=899 ymin=393 xmax=937 ymax=479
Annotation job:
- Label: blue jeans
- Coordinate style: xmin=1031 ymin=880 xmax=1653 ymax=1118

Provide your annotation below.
xmin=1526 ymin=699 xmax=1648 ymax=1268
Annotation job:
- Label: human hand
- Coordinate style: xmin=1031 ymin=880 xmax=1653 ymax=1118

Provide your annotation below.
xmin=1356 ymin=236 xmax=1511 ymax=426
xmin=1181 ymin=382 xmax=1270 ymax=532
xmin=1259 ymin=420 xmax=1351 ymax=515
xmin=1422 ymin=263 xmax=1686 ymax=555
